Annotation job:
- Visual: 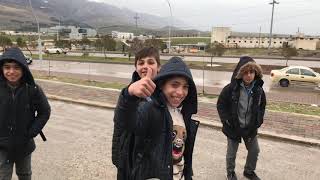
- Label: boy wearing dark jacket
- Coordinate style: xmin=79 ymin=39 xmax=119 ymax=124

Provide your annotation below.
xmin=112 ymin=47 xmax=160 ymax=179
xmin=115 ymin=57 xmax=199 ymax=180
xmin=217 ymin=56 xmax=266 ymax=180
xmin=0 ymin=47 xmax=51 ymax=180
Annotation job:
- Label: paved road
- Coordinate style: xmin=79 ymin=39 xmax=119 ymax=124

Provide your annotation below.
xmin=30 ymin=60 xmax=320 ymax=94
xmin=13 ymin=101 xmax=320 ymax=180
xmin=27 ymin=51 xmax=320 ymax=67
xmin=29 ymin=60 xmax=274 ymax=91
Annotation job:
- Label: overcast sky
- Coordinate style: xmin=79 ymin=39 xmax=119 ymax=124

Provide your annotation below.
xmin=89 ymin=0 xmax=319 ymax=35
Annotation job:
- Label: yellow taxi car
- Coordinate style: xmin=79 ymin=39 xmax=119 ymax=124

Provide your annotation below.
xmin=270 ymin=66 xmax=320 ymax=87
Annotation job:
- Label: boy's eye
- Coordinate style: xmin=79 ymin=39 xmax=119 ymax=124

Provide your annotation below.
xmin=147 ymin=61 xmax=155 ymax=65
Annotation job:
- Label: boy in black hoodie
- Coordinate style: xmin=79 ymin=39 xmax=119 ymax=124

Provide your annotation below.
xmin=217 ymin=56 xmax=266 ymax=180
xmin=116 ymin=57 xmax=199 ymax=180
xmin=0 ymin=47 xmax=51 ymax=180
xmin=112 ymin=47 xmax=160 ymax=179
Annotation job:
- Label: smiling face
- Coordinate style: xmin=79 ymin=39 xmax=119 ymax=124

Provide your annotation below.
xmin=2 ymin=61 xmax=23 ymax=86
xmin=135 ymin=56 xmax=160 ymax=79
xmin=161 ymin=76 xmax=189 ymax=108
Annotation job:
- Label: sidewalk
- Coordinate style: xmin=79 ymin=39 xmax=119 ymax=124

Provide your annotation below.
xmin=36 ymin=79 xmax=320 ymax=147
xmin=33 ymin=69 xmax=320 ymax=106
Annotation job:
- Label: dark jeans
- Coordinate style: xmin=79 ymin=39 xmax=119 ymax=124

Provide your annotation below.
xmin=226 ymin=136 xmax=260 ymax=174
xmin=0 ymin=150 xmax=32 ymax=180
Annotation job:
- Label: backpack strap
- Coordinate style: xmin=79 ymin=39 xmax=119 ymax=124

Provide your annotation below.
xmin=26 ymin=83 xmax=47 ymax=141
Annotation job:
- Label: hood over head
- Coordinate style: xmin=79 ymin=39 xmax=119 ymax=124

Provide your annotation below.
xmin=0 ymin=47 xmax=35 ymax=85
xmin=231 ymin=56 xmax=255 ymax=82
xmin=154 ymin=57 xmax=197 ymax=115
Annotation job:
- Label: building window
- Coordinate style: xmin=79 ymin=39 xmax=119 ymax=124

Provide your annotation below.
xmin=244 ymin=41 xmax=247 ymax=43
xmin=233 ymin=40 xmax=235 ymax=43
xmin=221 ymin=41 xmax=224 ymax=43
xmin=274 ymin=42 xmax=276 ymax=44
xmin=280 ymin=41 xmax=282 ymax=43
xmin=239 ymin=41 xmax=241 ymax=43
xmin=250 ymin=41 xmax=253 ymax=43
xmin=310 ymin=38 xmax=314 ymax=40
xmin=262 ymin=41 xmax=264 ymax=43
xmin=227 ymin=40 xmax=230 ymax=43
xmin=256 ymin=41 xmax=258 ymax=43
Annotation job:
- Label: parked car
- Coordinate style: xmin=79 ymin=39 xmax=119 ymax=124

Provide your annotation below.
xmin=270 ymin=66 xmax=320 ymax=87
xmin=44 ymin=48 xmax=67 ymax=54
xmin=0 ymin=52 xmax=32 ymax=65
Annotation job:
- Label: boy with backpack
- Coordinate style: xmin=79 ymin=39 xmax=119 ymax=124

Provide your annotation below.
xmin=0 ymin=47 xmax=51 ymax=180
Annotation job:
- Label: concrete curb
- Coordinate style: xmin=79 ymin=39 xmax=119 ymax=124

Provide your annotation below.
xmin=36 ymin=79 xmax=121 ymax=92
xmin=198 ymin=119 xmax=320 ymax=148
xmin=47 ymin=94 xmax=320 ymax=148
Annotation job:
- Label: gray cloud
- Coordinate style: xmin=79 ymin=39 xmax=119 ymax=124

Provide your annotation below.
xmin=89 ymin=0 xmax=320 ymax=35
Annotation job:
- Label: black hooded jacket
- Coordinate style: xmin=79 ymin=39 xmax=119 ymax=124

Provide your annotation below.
xmin=112 ymin=71 xmax=140 ymax=168
xmin=114 ymin=57 xmax=199 ymax=180
xmin=217 ymin=56 xmax=266 ymax=142
xmin=0 ymin=47 xmax=51 ymax=161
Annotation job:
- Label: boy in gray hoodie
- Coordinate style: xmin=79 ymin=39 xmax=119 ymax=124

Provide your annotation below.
xmin=217 ymin=56 xmax=266 ymax=180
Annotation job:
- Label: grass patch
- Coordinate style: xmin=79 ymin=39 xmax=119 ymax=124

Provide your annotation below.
xmin=162 ymin=37 xmax=211 ymax=46
xmin=33 ymin=74 xmax=127 ymax=90
xmin=267 ymin=101 xmax=320 ymax=116
xmin=34 ymin=72 xmax=319 ymax=116
xmin=32 ymin=54 xmax=136 ymax=64
xmin=199 ymin=93 xmax=218 ymax=99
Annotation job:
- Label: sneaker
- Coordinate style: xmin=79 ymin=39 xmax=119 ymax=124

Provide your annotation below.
xmin=243 ymin=171 xmax=261 ymax=180
xmin=226 ymin=172 xmax=238 ymax=180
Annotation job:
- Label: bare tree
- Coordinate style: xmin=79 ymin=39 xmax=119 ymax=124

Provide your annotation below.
xmin=206 ymin=42 xmax=226 ymax=67
xmin=282 ymin=44 xmax=298 ymax=66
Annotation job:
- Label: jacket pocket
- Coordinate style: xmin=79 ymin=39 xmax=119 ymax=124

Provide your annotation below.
xmin=0 ymin=137 xmax=10 ymax=150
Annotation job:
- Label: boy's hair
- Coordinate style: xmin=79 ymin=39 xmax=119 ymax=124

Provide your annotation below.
xmin=159 ymin=75 xmax=189 ymax=89
xmin=235 ymin=62 xmax=263 ymax=80
xmin=134 ymin=47 xmax=160 ymax=66
xmin=1 ymin=59 xmax=19 ymax=65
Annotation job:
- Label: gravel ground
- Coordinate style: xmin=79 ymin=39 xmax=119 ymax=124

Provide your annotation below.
xmin=12 ymin=101 xmax=320 ymax=180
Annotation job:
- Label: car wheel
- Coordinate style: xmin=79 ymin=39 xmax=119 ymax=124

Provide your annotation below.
xmin=279 ymin=79 xmax=289 ymax=87
xmin=56 ymin=50 xmax=61 ymax=54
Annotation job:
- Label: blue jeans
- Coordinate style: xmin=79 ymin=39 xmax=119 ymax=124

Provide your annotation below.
xmin=0 ymin=150 xmax=32 ymax=180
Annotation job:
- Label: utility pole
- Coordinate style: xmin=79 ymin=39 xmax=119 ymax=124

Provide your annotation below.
xmin=258 ymin=26 xmax=261 ymax=48
xmin=57 ymin=17 xmax=61 ymax=41
xmin=165 ymin=0 xmax=172 ymax=54
xmin=134 ymin=13 xmax=139 ymax=31
xmin=268 ymin=0 xmax=279 ymax=51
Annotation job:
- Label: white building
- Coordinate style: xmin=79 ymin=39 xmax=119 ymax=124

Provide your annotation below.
xmin=211 ymin=27 xmax=320 ymax=50
xmin=0 ymin=31 xmax=38 ymax=36
xmin=111 ymin=31 xmax=134 ymax=40
xmin=40 ymin=26 xmax=97 ymax=40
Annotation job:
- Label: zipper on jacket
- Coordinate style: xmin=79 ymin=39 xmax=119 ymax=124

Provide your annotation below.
xmin=244 ymin=93 xmax=251 ymax=127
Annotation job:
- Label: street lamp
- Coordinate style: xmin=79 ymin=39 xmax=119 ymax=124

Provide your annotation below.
xmin=28 ymin=0 xmax=42 ymax=61
xmin=165 ymin=0 xmax=172 ymax=54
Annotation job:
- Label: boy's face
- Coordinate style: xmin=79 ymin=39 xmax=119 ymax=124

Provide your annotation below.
xmin=162 ymin=77 xmax=189 ymax=108
xmin=2 ymin=61 xmax=23 ymax=85
xmin=136 ymin=56 xmax=159 ymax=79
xmin=242 ymin=70 xmax=255 ymax=85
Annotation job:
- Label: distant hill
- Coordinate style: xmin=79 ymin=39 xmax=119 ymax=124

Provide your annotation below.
xmin=0 ymin=0 xmax=209 ymax=37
